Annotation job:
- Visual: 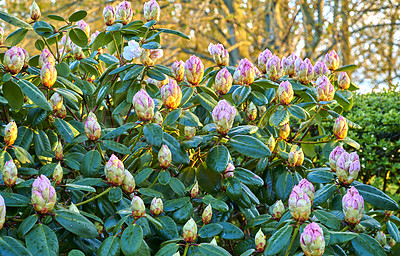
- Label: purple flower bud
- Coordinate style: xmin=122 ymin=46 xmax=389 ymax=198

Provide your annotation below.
xmin=161 ymin=79 xmax=182 ymax=109
xmin=123 ymin=40 xmax=142 ymax=61
xmin=150 ymin=197 xmax=163 ymax=216
xmin=337 ymin=72 xmax=350 ymax=90
xmin=202 ymin=204 xmax=212 ymax=225
xmin=116 ymin=1 xmax=133 ymax=25
xmin=131 ymin=195 xmax=146 ymax=220
xmin=60 ymin=35 xmax=73 ymax=52
xmin=4 ymin=46 xmax=25 ymax=74
xmin=313 ymin=61 xmax=330 ymax=77
xmin=324 ymin=50 xmax=340 ymax=71
xmin=171 ymin=60 xmax=185 ymax=82
xmin=279 ymin=123 xmax=290 ymax=140
xmin=342 ymin=187 xmax=364 ymax=225
xmin=2 ymin=160 xmax=17 ymax=187
xmin=147 ymin=77 xmax=169 ymax=89
xmin=21 ymin=48 xmax=29 ymax=68
xmin=333 ymin=116 xmax=348 ymax=139
xmin=246 ymin=102 xmax=257 ymax=121
xmin=184 ymin=55 xmax=204 ymax=86
xmin=49 ymin=92 xmax=63 ymax=112
xmin=31 ymin=174 xmax=57 ymax=214
xmin=295 ymin=58 xmax=314 ymax=84
xmin=53 ymin=162 xmax=63 ymax=184
xmin=122 ymin=170 xmax=135 ymax=194
xmin=144 ymin=0 xmax=161 ymax=22
xmin=266 ymin=55 xmax=284 ymax=81
xmin=153 ymin=111 xmax=163 ymax=126
xmin=158 ymin=145 xmax=172 ymax=169
xmin=234 ymin=58 xmax=256 ymax=85
xmin=300 ymin=222 xmax=325 ymax=256
xmin=212 ymin=100 xmax=236 ymax=135
xmin=214 ymin=68 xmax=232 ymax=95
xmin=282 ymin=53 xmax=298 ymax=77
xmin=41 ymin=62 xmax=57 ymax=88
xmin=105 ymin=154 xmax=125 ymax=186
xmin=223 ymin=163 xmax=235 ymax=179
xmin=257 ymin=49 xmax=273 ymax=74
xmin=133 ymin=89 xmax=155 ymax=122
xmin=255 ymin=229 xmax=266 ymax=252
xmin=277 ymin=81 xmax=294 ymax=105
xmin=76 ymin=20 xmax=90 ymax=37
xmin=39 ymin=48 xmax=55 ymax=68
xmin=272 ymin=200 xmax=285 ymax=220
xmin=184 ymin=126 xmax=196 ymax=140
xmin=288 ymin=185 xmax=311 ymax=222
xmin=4 ymin=121 xmax=17 ymax=146
xmin=208 ymin=43 xmax=229 ymax=66
xmin=315 ymin=76 xmax=335 ymax=102
xmin=336 ymin=152 xmax=360 ymax=185
xmin=84 ymin=112 xmax=101 ymax=141
xmin=30 ymin=1 xmax=41 ymax=21
xmin=103 ymin=5 xmax=116 ymax=26
xmin=183 ymin=218 xmax=197 ymax=243
xmin=0 ymin=194 xmax=5 ymax=229
xmin=329 ymin=146 xmax=345 ymax=172
xmin=140 ymin=48 xmax=163 ymax=66
xmin=298 ymin=179 xmax=315 ymax=203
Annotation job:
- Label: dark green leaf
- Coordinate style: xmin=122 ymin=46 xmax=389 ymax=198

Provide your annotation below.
xmin=18 ymin=80 xmax=52 ymax=111
xmin=229 ymin=135 xmax=271 ymax=158
xmin=55 ymin=210 xmax=98 ymax=239
xmin=265 ymin=225 xmax=293 ymax=255
xmin=0 ymin=236 xmax=32 ymax=256
xmin=198 ymin=243 xmax=231 ymax=256
xmin=0 ymin=11 xmax=31 ymax=29
xmin=307 ymin=170 xmax=334 ymax=183
xmin=143 ymin=123 xmax=164 ymax=147
xmin=334 ymin=65 xmax=357 ymax=72
xmin=354 ymin=183 xmax=399 ymax=211
xmin=328 ymin=231 xmax=358 ymax=245
xmin=269 ymin=108 xmax=290 ymax=127
xmin=351 ymin=233 xmax=385 ymax=256
xmin=102 ymin=140 xmax=131 ymax=154
xmin=97 ymin=236 xmax=120 ymax=256
xmin=81 ymin=150 xmax=101 ymax=177
xmin=387 ymin=221 xmax=400 ymax=243
xmin=3 ymin=81 xmax=23 ymax=111
xmin=313 ymin=184 xmax=336 ymax=206
xmin=219 ymin=222 xmax=244 ymax=240
xmin=69 ymin=28 xmax=88 ymax=47
xmin=232 ymin=85 xmax=252 ymax=105
xmin=26 ymin=224 xmax=59 ymax=256
xmin=121 ymin=224 xmax=143 ymax=256
xmin=69 ymin=10 xmax=87 ymax=22
xmin=206 ymin=145 xmax=230 ymax=173
xmin=0 ymin=191 xmax=30 ymax=207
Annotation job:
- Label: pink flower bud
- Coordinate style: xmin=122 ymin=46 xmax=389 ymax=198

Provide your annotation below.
xmin=300 ymin=223 xmax=325 ymax=256
xmin=0 ymin=194 xmax=5 ymax=229
xmin=212 ymin=100 xmax=236 ymax=135
xmin=246 ymin=102 xmax=257 ymax=121
xmin=185 ymin=55 xmax=204 ymax=86
xmin=234 ymin=58 xmax=256 ymax=85
xmin=214 ymin=68 xmax=233 ymax=95
xmin=267 ymin=135 xmax=276 ymax=152
xmin=295 ymin=58 xmax=314 ymax=84
xmin=277 ymin=81 xmax=294 ymax=105
xmin=73 ymin=45 xmax=85 ymax=60
xmin=282 ymin=53 xmax=298 ymax=77
xmin=190 ymin=181 xmax=199 ymax=198
xmin=53 ymin=162 xmax=63 ymax=184
xmin=147 ymin=77 xmax=168 ymax=89
xmin=140 ymin=49 xmax=163 ymax=66
xmin=30 ymin=1 xmax=41 ymax=21
xmin=183 ymin=218 xmax=197 ymax=243
xmin=103 ymin=5 xmax=116 ymax=26
xmin=49 ymin=92 xmax=63 ymax=112
xmin=329 ymin=146 xmax=345 ymax=172
xmin=313 ymin=61 xmax=330 ymax=77
xmin=39 ymin=48 xmax=55 ymax=68
xmin=279 ymin=123 xmax=290 ymax=140
xmin=333 ymin=116 xmax=348 ymax=139
xmin=105 ymin=154 xmax=125 ymax=186
xmin=31 ymin=174 xmax=57 ymax=214
xmin=131 ymin=195 xmax=146 ymax=220
xmin=266 ymin=55 xmax=284 ymax=81
xmin=123 ymin=40 xmax=142 ymax=61
xmin=76 ymin=20 xmax=90 ymax=37
xmin=324 ymin=50 xmax=340 ymax=71
xmin=150 ymin=197 xmax=163 ymax=216
xmin=144 ymin=0 xmax=161 ymax=22
xmin=208 ymin=43 xmax=229 ymax=66
xmin=2 ymin=160 xmax=17 ymax=187
xmin=171 ymin=60 xmax=185 ymax=82
xmin=337 ymin=72 xmax=350 ymax=90
xmin=336 ymin=152 xmax=360 ymax=185
xmin=223 ymin=163 xmax=235 ymax=179
xmin=133 ymin=89 xmax=155 ymax=122
xmin=122 ymin=170 xmax=136 ymax=194
xmin=255 ymin=229 xmax=266 ymax=252
xmin=116 ymin=1 xmax=133 ymax=25
xmin=202 ymin=204 xmax=212 ymax=225
xmin=153 ymin=111 xmax=163 ymax=126
xmin=298 ymin=179 xmax=315 ymax=203
xmin=342 ymin=187 xmax=364 ymax=225
xmin=257 ymin=49 xmax=273 ymax=74
xmin=60 ymin=35 xmax=73 ymax=52
xmin=41 ymin=62 xmax=57 ymax=88
xmin=84 ymin=112 xmax=101 ymax=141
xmin=4 ymin=121 xmax=17 ymax=146
xmin=315 ymin=76 xmax=335 ymax=102
xmin=288 ymin=185 xmax=311 ymax=222
xmin=4 ymin=46 xmax=25 ymax=74
xmin=376 ymin=231 xmax=386 ymax=246
xmin=158 ymin=145 xmax=172 ymax=169
xmin=272 ymin=200 xmax=285 ymax=220
xmin=288 ymin=151 xmax=298 ymax=167
xmin=21 ymin=48 xmax=29 ymax=68
xmin=161 ymin=79 xmax=182 ymax=109
xmin=184 ymin=126 xmax=196 ymax=140
xmin=55 ymin=105 xmax=66 ymax=119
xmin=0 ymin=28 xmax=3 ymax=45
xmin=55 ymin=140 xmax=63 ymax=161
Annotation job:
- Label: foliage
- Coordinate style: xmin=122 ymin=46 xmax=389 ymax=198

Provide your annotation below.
xmin=0 ymin=2 xmax=398 ymax=256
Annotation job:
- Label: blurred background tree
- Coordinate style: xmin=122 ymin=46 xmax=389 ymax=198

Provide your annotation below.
xmin=1 ymin=0 xmax=399 ymax=91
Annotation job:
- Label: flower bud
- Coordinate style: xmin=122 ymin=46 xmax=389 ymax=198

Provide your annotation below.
xmin=90 ymin=31 xmax=101 ymax=51
xmin=4 ymin=121 xmax=17 ymax=146
xmin=313 ymin=61 xmax=330 ymax=78
xmin=266 ymin=55 xmax=284 ymax=81
xmin=279 ymin=123 xmax=290 ymax=140
xmin=4 ymin=46 xmax=25 ymax=74
xmin=257 ymin=49 xmax=273 ymax=74
xmin=190 ymin=181 xmax=199 ymax=198
xmin=161 ymin=79 xmax=182 ymax=109
xmin=55 ymin=140 xmax=63 ymax=161
xmin=214 ymin=68 xmax=233 ymax=95
xmin=255 ymin=229 xmax=266 ymax=252
xmin=234 ymin=58 xmax=256 ymax=85
xmin=184 ymin=126 xmax=196 ymax=140
xmin=60 ymin=35 xmax=73 ymax=53
xmin=282 ymin=53 xmax=298 ymax=77
xmin=84 ymin=112 xmax=101 ymax=141
xmin=202 ymin=204 xmax=212 ymax=225
xmin=103 ymin=5 xmax=116 ymax=26
xmin=315 ymin=76 xmax=335 ymax=102
xmin=277 ymin=81 xmax=294 ymax=105
xmin=288 ymin=150 xmax=298 ymax=167
xmin=384 ymin=210 xmax=393 ymax=219
xmin=171 ymin=60 xmax=185 ymax=82
xmin=123 ymin=40 xmax=142 ymax=61
xmin=183 ymin=218 xmax=197 ymax=243
xmin=298 ymin=179 xmax=315 ymax=203
xmin=267 ymin=135 xmax=276 ymax=152
xmin=212 ymin=100 xmax=236 ymax=135
xmin=69 ymin=203 xmax=79 ymax=213
xmin=158 ymin=145 xmax=172 ymax=169
xmin=333 ymin=116 xmax=348 ymax=139
xmin=147 ymin=77 xmax=168 ymax=89
xmin=0 ymin=28 xmax=4 ymax=45
xmin=246 ymin=102 xmax=257 ymax=121
xmin=140 ymin=48 xmax=163 ymax=66
xmin=116 ymin=1 xmax=133 ymax=25
xmin=272 ymin=200 xmax=285 ymax=220
xmin=76 ymin=20 xmax=90 ymax=37
xmin=2 ymin=160 xmax=17 ymax=187
xmin=296 ymin=148 xmax=305 ymax=166
xmin=31 ymin=175 xmax=57 ymax=214
xmin=153 ymin=111 xmax=163 ymax=126
xmin=172 ymin=252 xmax=180 ymax=256
xmin=144 ymin=0 xmax=161 ymax=22
xmin=73 ymin=45 xmax=85 ymax=60
xmin=324 ymin=50 xmax=340 ymax=71
xmin=39 ymin=48 xmax=55 ymax=68
xmin=376 ymin=231 xmax=386 ymax=246
xmin=337 ymin=72 xmax=350 ymax=90
xmin=131 ymin=195 xmax=146 ymax=220
xmin=122 ymin=170 xmax=135 ymax=194
xmin=336 ymin=152 xmax=360 ymax=185
xmin=389 ymin=238 xmax=396 ymax=247
xmin=208 ymin=43 xmax=229 ymax=66
xmin=21 ymin=48 xmax=29 ymax=68
xmin=295 ymin=58 xmax=314 ymax=84
xmin=329 ymin=146 xmax=345 ymax=172
xmin=300 ymin=223 xmax=325 ymax=256
xmin=185 ymin=55 xmax=204 ymax=86
xmin=55 ymin=105 xmax=66 ymax=119
xmin=288 ymin=185 xmax=311 ymax=222
xmin=49 ymin=92 xmax=63 ymax=112
xmin=342 ymin=187 xmax=364 ymax=226
xmin=133 ymin=89 xmax=155 ymax=122
xmin=223 ymin=163 xmax=235 ymax=179
xmin=105 ymin=154 xmax=125 ymax=186
xmin=41 ymin=62 xmax=57 ymax=88
xmin=53 ymin=162 xmax=63 ymax=184
xmin=0 ymin=194 xmax=5 ymax=229
xmin=30 ymin=1 xmax=41 ymax=21
xmin=150 ymin=197 xmax=163 ymax=216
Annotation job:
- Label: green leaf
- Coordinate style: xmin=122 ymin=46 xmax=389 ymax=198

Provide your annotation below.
xmin=143 ymin=123 xmax=164 ymax=147
xmin=69 ymin=28 xmax=88 ymax=47
xmin=265 ymin=225 xmax=293 ymax=255
xmin=202 ymin=195 xmax=229 ymax=212
xmin=138 ymin=188 xmax=164 ymax=198
xmin=18 ymin=80 xmax=52 ymax=111
xmin=226 ymin=177 xmax=243 ymax=200
xmin=219 ymin=222 xmax=244 ymax=240
xmin=121 ymin=224 xmax=143 ymax=256
xmin=197 ymin=92 xmax=218 ymax=112
xmin=313 ymin=184 xmax=336 ymax=206
xmin=234 ymin=167 xmax=263 ymax=186
xmin=147 ymin=68 xmax=166 ymax=80
xmin=163 ymin=108 xmax=182 ymax=126
xmin=341 ymin=137 xmax=360 ymax=150
xmin=199 ymin=223 xmax=223 ymax=238
xmin=163 ymin=133 xmax=190 ymax=164
xmin=0 ymin=11 xmax=31 ymax=29
xmin=97 ymin=236 xmax=120 ymax=256
xmin=269 ymin=108 xmax=290 ymax=127
xmin=351 ymin=233 xmax=385 ymax=256
xmin=154 ymin=216 xmax=179 ymax=240
xmin=307 ymin=170 xmax=334 ymax=183
xmin=0 ymin=236 xmax=32 ymax=256
xmin=288 ymin=105 xmax=308 ymax=120
xmin=245 ymin=214 xmax=271 ymax=228
xmin=196 ymin=163 xmax=222 ymax=195
xmin=68 ymin=250 xmax=86 ymax=256
xmin=47 ymin=15 xmax=65 ymax=21
xmin=232 ymin=85 xmax=252 ymax=105
xmin=0 ymin=191 xmax=30 ymax=207
xmin=276 ymin=171 xmax=293 ymax=201
xmin=54 ymin=118 xmax=76 ymax=144
xmin=17 ymin=214 xmax=38 ymax=237
xmin=159 ymin=28 xmax=190 ymax=39
xmin=69 ymin=10 xmax=87 ymax=22
xmin=65 ymin=184 xmax=96 ymax=192
xmin=81 ymin=150 xmax=101 ymax=177
xmin=169 ymin=177 xmax=186 ymax=196
xmin=180 ymin=87 xmax=194 ymax=107
xmin=155 ymin=244 xmax=178 ymax=256
xmin=13 ymin=146 xmax=34 ymax=166
xmin=227 ymin=125 xmax=258 ymax=137
xmin=55 ymin=210 xmax=98 ymax=239
xmin=26 ymin=224 xmax=59 ymax=256
xmin=229 ymin=135 xmax=271 ymax=158
xmin=91 ymin=32 xmax=113 ymax=52
xmin=387 ymin=221 xmax=400 ymax=242
xmin=354 ymin=183 xmax=398 ymax=210
xmin=3 ymin=81 xmax=23 ymax=111
xmin=102 ymin=140 xmax=131 ymax=154
xmin=198 ymin=243 xmax=231 ymax=256
xmin=334 ymin=64 xmax=357 ymax=72
xmin=108 ymin=187 xmax=123 ymax=203
xmin=313 ymin=210 xmax=341 ymax=230
xmin=328 ymin=231 xmax=358 ymax=245
xmin=206 ymin=145 xmax=230 ymax=173
xmin=5 ymin=28 xmax=29 ymax=46
xmin=179 ymin=111 xmax=202 ymax=127
xmin=158 ymin=170 xmax=171 ymax=185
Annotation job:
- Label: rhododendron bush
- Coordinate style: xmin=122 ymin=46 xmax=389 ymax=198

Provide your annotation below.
xmin=0 ymin=1 xmax=398 ymax=256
